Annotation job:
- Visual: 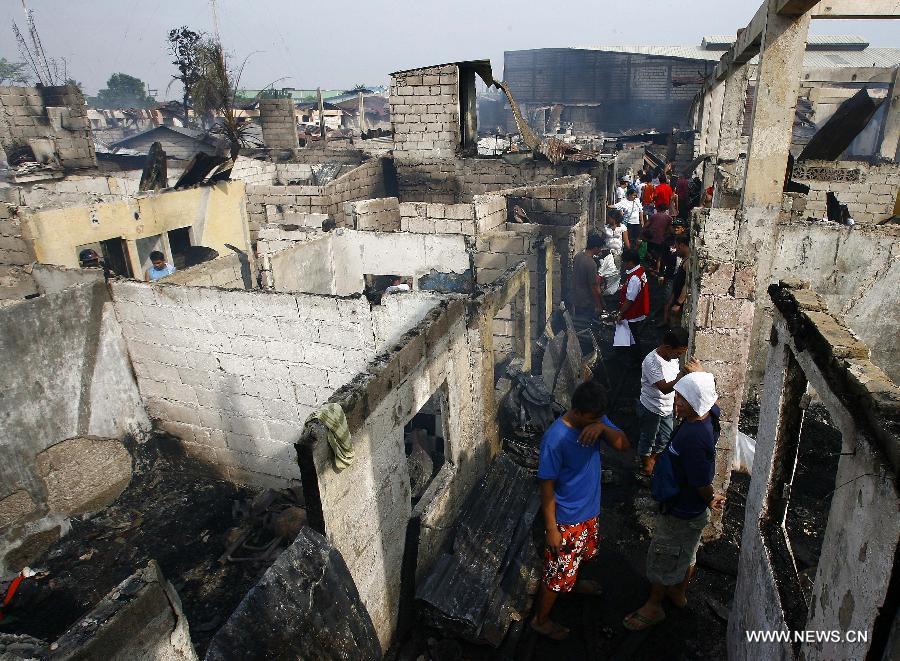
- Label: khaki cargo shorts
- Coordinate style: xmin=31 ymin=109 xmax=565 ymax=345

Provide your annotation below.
xmin=646 ymin=509 xmax=709 ymax=586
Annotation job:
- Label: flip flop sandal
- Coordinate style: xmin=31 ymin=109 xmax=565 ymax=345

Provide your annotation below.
xmin=623 ymin=610 xmax=666 ymax=631
xmin=530 ymin=618 xmax=571 ymax=640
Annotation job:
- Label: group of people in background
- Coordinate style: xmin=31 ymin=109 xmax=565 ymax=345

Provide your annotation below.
xmin=532 ymin=162 xmax=724 ymax=640
xmin=572 ymin=163 xmax=698 ymax=362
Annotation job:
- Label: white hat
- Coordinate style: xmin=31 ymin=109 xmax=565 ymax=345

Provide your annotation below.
xmin=674 ymin=372 xmax=719 ymax=417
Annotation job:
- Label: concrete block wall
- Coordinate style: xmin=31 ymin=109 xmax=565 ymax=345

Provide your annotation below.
xmin=110 ymin=280 xmax=377 ymax=486
xmin=476 ymin=223 xmax=567 ymax=342
xmin=30 ymin=263 xmax=103 ymax=295
xmin=230 ymin=156 xmax=277 ymax=186
xmin=399 ymin=201 xmax=477 ymax=236
xmin=13 ymin=174 xmax=139 ymax=209
xmin=0 ymin=203 xmax=37 ymax=300
xmin=160 ymin=253 xmax=249 ymax=289
xmin=268 ymin=229 xmax=471 ymax=298
xmin=0 ymin=282 xmax=149 ymax=560
xmin=22 ymin=180 xmax=251 ymax=275
xmin=349 ymin=230 xmax=471 ymax=293
xmin=686 ymin=207 xmax=756 ymax=536
xmin=275 ymin=162 xmax=314 ymax=184
xmin=41 ymin=85 xmax=97 ymax=169
xmin=793 ymin=160 xmax=900 ymax=225
xmin=390 ymin=64 xmax=460 ymax=163
xmin=245 ymin=183 xmax=330 ymax=242
xmin=473 ymin=194 xmax=507 ymax=233
xmin=245 ymin=158 xmax=386 ymax=241
xmin=324 ymin=158 xmax=386 ymax=224
xmin=238 ymin=145 xmax=367 ymax=166
xmin=396 ymin=157 xmax=598 ymax=203
xmin=473 ymin=176 xmax=591 ymax=334
xmin=300 ymin=297 xmax=493 ymax=650
xmin=370 ymin=291 xmax=443 ymax=350
xmin=395 ymin=177 xmax=592 ymax=236
xmin=0 ymin=203 xmax=32 ymax=268
xmin=0 ymin=84 xmax=96 ymax=170
xmin=498 ymin=175 xmax=594 ymax=227
xmin=672 ymin=132 xmax=697 ymax=174
xmin=728 ymin=286 xmax=899 ymax=661
xmin=348 ymin=197 xmax=401 ymax=231
xmin=616 ymin=146 xmax=645 ymax=176
xmin=753 ymin=219 xmax=900 ymax=386
xmin=256 ymin=222 xmax=321 ymax=261
xmin=258 ymin=98 xmax=299 ymax=150
xmin=396 ymin=156 xmax=609 ymax=207
xmin=284 ymin=145 xmax=367 ymax=166
xmin=386 ymin=175 xmax=592 ymax=341
xmin=270 ymin=232 xmax=342 ymax=295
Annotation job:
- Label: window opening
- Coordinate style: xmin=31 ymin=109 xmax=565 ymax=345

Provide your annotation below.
xmin=135 ymin=234 xmax=166 ymax=277
xmin=404 ymin=387 xmax=447 ymax=507
xmin=167 ymin=227 xmax=193 ymax=269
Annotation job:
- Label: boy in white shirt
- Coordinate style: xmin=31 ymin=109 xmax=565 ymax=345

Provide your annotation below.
xmin=635 ymin=327 xmax=698 ymax=476
xmin=612 ymin=188 xmax=644 ymax=247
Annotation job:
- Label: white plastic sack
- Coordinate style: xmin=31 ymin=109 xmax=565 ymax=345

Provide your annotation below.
xmin=613 ymin=321 xmax=635 ymax=347
xmin=734 ymin=431 xmax=756 ymax=474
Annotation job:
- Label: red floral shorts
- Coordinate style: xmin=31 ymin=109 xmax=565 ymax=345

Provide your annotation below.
xmin=543 ymin=516 xmax=600 ymax=593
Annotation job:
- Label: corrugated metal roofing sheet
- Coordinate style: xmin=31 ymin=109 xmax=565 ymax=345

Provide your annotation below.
xmin=570 ymin=44 xmax=900 ymax=68
xmin=801 ymin=48 xmax=900 ymax=68
xmin=574 ymin=45 xmax=723 ymax=61
xmin=702 ymin=34 xmax=870 ymax=49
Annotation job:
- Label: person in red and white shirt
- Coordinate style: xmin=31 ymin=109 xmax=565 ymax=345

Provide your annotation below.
xmin=617 ymin=248 xmax=650 ymax=361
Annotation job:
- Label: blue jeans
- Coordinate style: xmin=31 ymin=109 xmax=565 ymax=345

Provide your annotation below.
xmin=636 ymin=400 xmax=674 ymax=457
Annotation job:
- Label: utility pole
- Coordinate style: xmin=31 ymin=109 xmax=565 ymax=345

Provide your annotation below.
xmin=358 ymin=92 xmax=367 ymax=136
xmin=317 ymin=87 xmax=326 ymax=142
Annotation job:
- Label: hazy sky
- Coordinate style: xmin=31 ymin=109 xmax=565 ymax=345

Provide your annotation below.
xmin=1 ymin=1 xmax=896 ymax=97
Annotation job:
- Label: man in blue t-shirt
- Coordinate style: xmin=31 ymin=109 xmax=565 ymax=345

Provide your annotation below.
xmin=531 ymin=380 xmax=629 ymax=640
xmin=623 ymin=372 xmax=726 ymax=632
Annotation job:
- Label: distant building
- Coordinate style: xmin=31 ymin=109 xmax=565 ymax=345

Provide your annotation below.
xmin=237 ymin=88 xmax=346 ymax=103
xmin=498 ymin=36 xmax=900 ymax=135
xmin=296 ymin=102 xmax=346 ymax=130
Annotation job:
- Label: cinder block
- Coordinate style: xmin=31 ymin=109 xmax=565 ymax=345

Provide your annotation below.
xmin=165 ymin=382 xmax=199 ymax=405
xmin=267 ymin=420 xmax=301 ymax=444
xmin=692 ymin=330 xmax=746 ymax=363
xmin=475 ymin=252 xmax=508 ymax=270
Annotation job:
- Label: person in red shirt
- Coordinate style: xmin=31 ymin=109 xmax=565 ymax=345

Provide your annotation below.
xmin=654 ymin=174 xmax=673 ymax=212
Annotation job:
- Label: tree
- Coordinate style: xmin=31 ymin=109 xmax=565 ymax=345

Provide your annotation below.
xmin=0 ymin=58 xmax=30 ymax=85
xmin=189 ymin=41 xmax=262 ymax=157
xmin=167 ymin=27 xmax=205 ymax=125
xmin=94 ymin=73 xmax=154 ymax=108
